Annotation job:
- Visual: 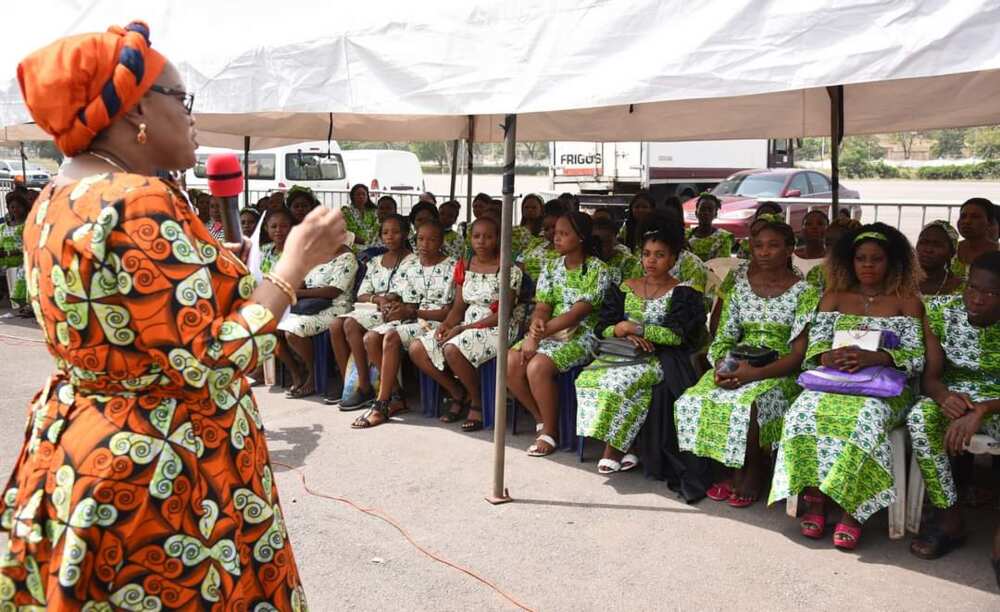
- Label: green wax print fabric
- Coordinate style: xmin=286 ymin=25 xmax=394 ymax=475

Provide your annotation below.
xmin=770 ymin=313 xmax=924 ymax=522
xmin=907 ymin=295 xmax=1000 ymax=508
xmin=675 ymin=278 xmax=818 ymax=467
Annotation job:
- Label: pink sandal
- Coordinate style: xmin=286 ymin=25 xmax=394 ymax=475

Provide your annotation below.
xmin=707 ymin=482 xmax=734 ymax=502
xmin=800 ymin=493 xmax=826 ymax=539
xmin=833 ymin=522 xmax=862 ymax=550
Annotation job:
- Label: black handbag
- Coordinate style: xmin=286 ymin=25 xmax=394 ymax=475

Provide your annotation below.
xmin=586 ymin=337 xmax=654 ymax=370
xmin=730 ymin=344 xmax=779 ymax=367
xmin=290 ymin=297 xmax=332 ymax=315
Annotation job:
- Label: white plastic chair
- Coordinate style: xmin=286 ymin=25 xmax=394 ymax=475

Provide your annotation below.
xmin=906 ymin=433 xmax=1000 ymax=535
xmin=704 ymin=256 xmax=739 ymax=282
xmin=786 ymin=426 xmax=907 ymax=540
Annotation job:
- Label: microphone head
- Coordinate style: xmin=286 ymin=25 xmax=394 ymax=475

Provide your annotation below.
xmin=206 ymin=153 xmax=244 ymax=198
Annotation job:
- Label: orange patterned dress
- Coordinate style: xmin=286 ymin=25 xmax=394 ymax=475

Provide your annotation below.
xmin=0 ymin=173 xmax=307 ymax=610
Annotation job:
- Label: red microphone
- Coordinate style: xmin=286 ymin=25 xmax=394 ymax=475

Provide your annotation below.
xmin=206 ymin=153 xmax=244 ymax=243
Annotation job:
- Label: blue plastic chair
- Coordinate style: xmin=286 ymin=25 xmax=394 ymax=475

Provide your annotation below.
xmin=419 ymin=371 xmax=442 ymax=417
xmin=312 ymin=330 xmax=333 ymax=396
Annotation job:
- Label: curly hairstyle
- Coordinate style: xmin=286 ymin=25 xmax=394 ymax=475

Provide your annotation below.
xmin=826 ymin=222 xmax=921 ymax=296
xmin=639 ymin=210 xmax=686 ymax=256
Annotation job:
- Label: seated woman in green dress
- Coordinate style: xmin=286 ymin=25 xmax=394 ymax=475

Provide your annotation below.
xmin=770 ymin=223 xmax=925 ymax=551
xmin=0 ymin=193 xmax=29 ymax=314
xmin=952 ymin=198 xmax=998 ymax=279
xmin=517 ymin=200 xmax=563 ymax=285
xmin=907 ymin=252 xmax=1000 ymax=577
xmin=686 ymin=193 xmax=735 ymax=262
xmin=675 ymin=219 xmax=818 ymax=507
xmin=577 ymin=220 xmax=706 ymax=473
xmin=917 ymin=220 xmax=965 ymax=298
xmin=355 ymin=220 xmax=456 ymax=428
xmin=593 ymin=218 xmax=640 ymax=284
xmin=736 ymin=202 xmax=784 ymax=259
xmin=508 ymin=212 xmax=613 ymax=457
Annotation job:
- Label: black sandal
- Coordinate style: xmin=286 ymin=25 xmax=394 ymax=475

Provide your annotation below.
xmin=909 ymin=526 xmax=967 ymax=560
xmin=351 ymin=400 xmax=391 ymax=429
xmin=439 ymin=393 xmax=468 ymax=423
xmin=992 ymin=557 xmax=1000 ymax=590
xmin=461 ymin=407 xmax=484 ymax=432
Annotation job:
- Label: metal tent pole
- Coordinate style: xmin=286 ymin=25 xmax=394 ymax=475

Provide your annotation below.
xmin=466 ymin=116 xmax=475 ymax=224
xmin=243 ymin=136 xmax=251 ymax=209
xmin=18 ymin=143 xmax=27 ymax=184
xmin=448 ymin=139 xmax=459 ymax=202
xmin=827 ymin=86 xmax=844 ymax=219
xmin=487 ymin=114 xmax=517 ymax=505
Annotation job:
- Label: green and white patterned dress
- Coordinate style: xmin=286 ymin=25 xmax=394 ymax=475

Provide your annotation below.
xmin=805 ymin=264 xmax=826 ymax=290
xmin=770 ymin=313 xmax=925 ymax=521
xmin=418 ymin=265 xmax=523 ymax=370
xmin=342 ymin=204 xmax=380 ymax=250
xmin=512 ymin=225 xmax=535 ymax=259
xmin=577 ymin=283 xmax=705 ymax=451
xmin=671 ymin=249 xmax=711 ymax=311
xmin=370 ymin=256 xmax=457 ymax=348
xmin=675 ymin=276 xmax=819 ymax=467
xmin=339 ymin=252 xmax=416 ymax=329
xmin=907 ymin=295 xmax=1000 ymax=509
xmin=277 ymin=250 xmax=359 ymax=337
xmin=442 ymin=229 xmax=466 ymax=260
xmin=606 ymin=244 xmax=641 ymax=284
xmin=686 ymin=227 xmax=735 ymax=262
xmin=259 ymin=243 xmax=281 ymax=275
xmin=517 ymin=241 xmax=558 ymax=285
xmin=514 ymin=256 xmax=613 ymax=372
xmin=0 ymin=220 xmax=25 ymax=307
xmin=949 ymin=255 xmax=968 ymax=280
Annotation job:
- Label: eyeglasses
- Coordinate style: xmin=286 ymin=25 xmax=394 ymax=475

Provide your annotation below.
xmin=150 ymin=85 xmax=195 ymax=114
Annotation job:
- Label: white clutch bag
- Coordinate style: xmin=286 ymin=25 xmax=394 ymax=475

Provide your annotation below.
xmin=833 ymin=329 xmax=880 ymax=352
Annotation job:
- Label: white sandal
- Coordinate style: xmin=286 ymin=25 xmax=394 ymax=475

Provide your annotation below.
xmin=620 ymin=453 xmax=639 ymax=472
xmin=597 ymin=458 xmax=621 ymax=474
xmin=527 ymin=434 xmax=557 ymax=457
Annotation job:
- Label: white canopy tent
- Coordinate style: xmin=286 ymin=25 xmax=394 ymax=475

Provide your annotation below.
xmin=4 ymin=0 xmax=1000 ymax=501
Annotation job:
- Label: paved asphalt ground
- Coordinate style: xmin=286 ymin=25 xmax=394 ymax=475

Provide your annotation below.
xmin=0 ymin=311 xmax=998 ymax=610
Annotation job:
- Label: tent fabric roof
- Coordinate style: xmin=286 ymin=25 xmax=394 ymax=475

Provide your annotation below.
xmin=3 ymin=0 xmax=999 ymax=142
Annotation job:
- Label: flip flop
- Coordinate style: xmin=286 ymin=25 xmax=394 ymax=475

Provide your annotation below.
xmin=598 ymin=458 xmax=621 ymax=474
xmin=620 ymin=453 xmax=639 ymax=472
xmin=707 ymin=482 xmax=734 ymax=502
xmin=527 ymin=434 xmax=557 ymax=457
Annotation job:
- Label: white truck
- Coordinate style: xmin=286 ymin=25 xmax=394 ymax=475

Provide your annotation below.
xmin=550 ymin=139 xmax=795 ymax=201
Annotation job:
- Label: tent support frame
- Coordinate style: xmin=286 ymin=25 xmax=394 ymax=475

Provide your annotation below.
xmin=486 ymin=113 xmax=517 ymax=505
xmin=827 ymin=85 xmax=844 ymax=219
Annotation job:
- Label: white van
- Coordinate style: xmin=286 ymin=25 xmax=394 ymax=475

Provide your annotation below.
xmin=185 ymin=141 xmax=349 ymax=196
xmin=340 ymin=149 xmax=425 ymax=192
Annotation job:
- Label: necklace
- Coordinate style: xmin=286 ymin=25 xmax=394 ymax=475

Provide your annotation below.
xmin=929 ymin=268 xmax=951 ymax=295
xmin=87 ymin=151 xmax=130 ymax=173
xmin=643 ymin=275 xmax=672 ymax=299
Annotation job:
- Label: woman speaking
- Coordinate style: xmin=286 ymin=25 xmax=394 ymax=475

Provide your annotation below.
xmin=0 ymin=22 xmax=346 ymax=608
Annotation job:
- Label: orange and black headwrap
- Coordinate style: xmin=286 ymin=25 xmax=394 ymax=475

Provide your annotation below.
xmin=17 ymin=21 xmax=167 ymax=156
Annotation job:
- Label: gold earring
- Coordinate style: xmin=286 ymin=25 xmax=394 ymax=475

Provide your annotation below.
xmin=136 ymin=123 xmax=147 ymax=145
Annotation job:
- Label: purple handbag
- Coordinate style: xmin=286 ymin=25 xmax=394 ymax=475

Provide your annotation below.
xmin=797 ymin=366 xmax=907 ymax=398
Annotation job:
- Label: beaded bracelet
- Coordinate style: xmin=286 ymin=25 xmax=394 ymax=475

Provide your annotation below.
xmin=264 ymin=273 xmax=297 ymax=305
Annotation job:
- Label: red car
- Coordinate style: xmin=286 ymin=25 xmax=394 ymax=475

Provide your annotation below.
xmin=682 ymin=168 xmax=861 ymax=238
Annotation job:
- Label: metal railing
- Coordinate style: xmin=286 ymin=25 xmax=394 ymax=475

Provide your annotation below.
xmin=761 ymin=197 xmax=966 ymax=243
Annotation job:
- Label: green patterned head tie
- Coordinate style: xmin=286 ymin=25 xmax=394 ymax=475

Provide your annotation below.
xmin=854 ymin=230 xmax=887 ymax=244
xmin=921 ymin=220 xmax=959 ymax=252
xmin=755 ymin=212 xmax=784 ymax=225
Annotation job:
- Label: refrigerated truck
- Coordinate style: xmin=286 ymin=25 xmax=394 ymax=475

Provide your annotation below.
xmin=550 ymin=139 xmax=794 ymax=202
